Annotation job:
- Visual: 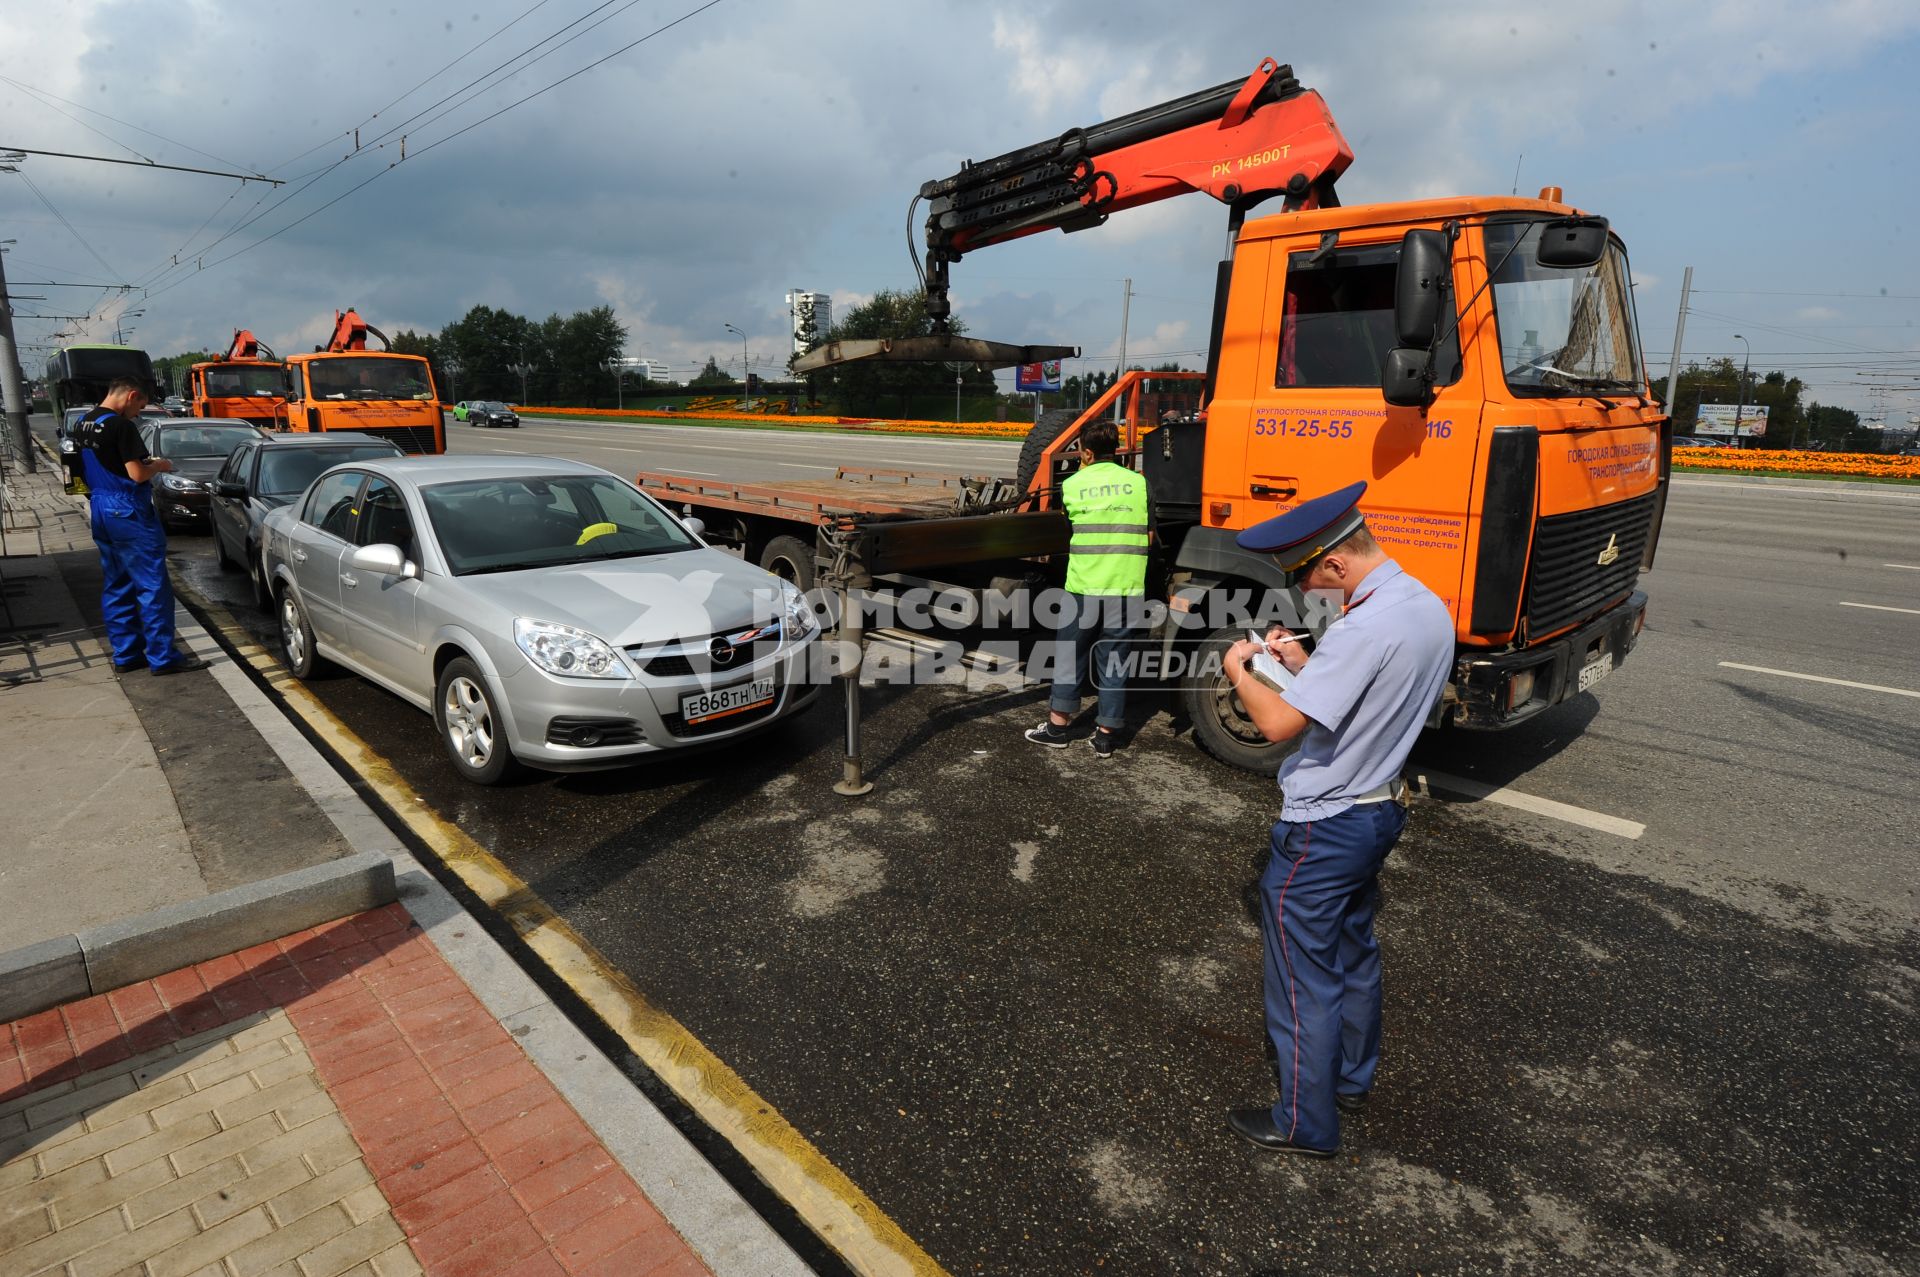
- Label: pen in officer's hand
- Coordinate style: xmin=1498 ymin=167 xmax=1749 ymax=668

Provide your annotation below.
xmin=1248 ymin=630 xmax=1307 ymax=647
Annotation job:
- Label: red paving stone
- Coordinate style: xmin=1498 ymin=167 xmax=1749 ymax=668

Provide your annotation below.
xmin=0 ymin=910 xmax=714 ymax=1277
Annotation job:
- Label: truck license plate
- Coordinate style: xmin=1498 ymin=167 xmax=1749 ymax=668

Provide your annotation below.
xmin=1577 ymin=659 xmax=1612 ymax=693
xmin=681 ymin=678 xmax=775 ymax=724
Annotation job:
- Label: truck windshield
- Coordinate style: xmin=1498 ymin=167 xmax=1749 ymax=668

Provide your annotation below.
xmin=308 ymin=357 xmax=435 ymax=401
xmin=1487 ymin=221 xmax=1643 ymax=396
xmin=204 ymin=364 xmax=285 ymax=397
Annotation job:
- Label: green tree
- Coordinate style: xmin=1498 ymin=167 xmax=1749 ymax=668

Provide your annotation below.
xmin=689 ymin=357 xmax=732 ymax=387
xmin=438 ymin=305 xmax=536 ymax=401
xmin=825 ymin=288 xmax=986 ymax=417
xmin=152 ymin=351 xmax=218 ymax=399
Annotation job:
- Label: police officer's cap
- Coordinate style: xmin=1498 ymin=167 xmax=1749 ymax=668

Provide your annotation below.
xmin=1236 ymin=480 xmax=1368 ymax=580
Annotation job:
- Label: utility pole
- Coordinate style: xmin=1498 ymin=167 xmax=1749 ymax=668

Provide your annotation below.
xmin=724 ymin=324 xmax=750 ymax=409
xmin=1731 ymin=333 xmax=1751 ymax=451
xmin=509 ymin=362 xmax=533 ymax=406
xmin=1662 ymin=266 xmax=1691 ymax=425
xmin=1113 ymin=278 xmax=1132 ymax=423
xmin=0 ymin=243 xmax=35 ymax=473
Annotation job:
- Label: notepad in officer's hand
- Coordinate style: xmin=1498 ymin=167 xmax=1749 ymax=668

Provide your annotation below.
xmin=1244 ymin=634 xmax=1295 ymax=694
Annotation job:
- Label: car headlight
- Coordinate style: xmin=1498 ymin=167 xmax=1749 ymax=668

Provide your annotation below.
xmin=513 ymin=617 xmax=632 ymax=679
xmin=781 ymin=581 xmax=819 ymax=639
xmin=156 ymin=472 xmax=202 ymax=492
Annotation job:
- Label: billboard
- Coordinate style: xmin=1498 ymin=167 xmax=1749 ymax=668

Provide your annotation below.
xmin=1015 ymin=359 xmax=1063 ymax=393
xmin=1696 ymin=403 xmax=1768 ymax=437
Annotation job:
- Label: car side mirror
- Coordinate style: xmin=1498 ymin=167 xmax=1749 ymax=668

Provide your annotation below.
xmin=1537 ymin=215 xmax=1609 ymax=268
xmin=680 ymin=515 xmax=705 ymax=538
xmin=350 ymin=543 xmax=417 ymax=579
xmin=215 ymin=480 xmax=246 ymax=499
xmin=1380 ymin=347 xmax=1435 ymax=408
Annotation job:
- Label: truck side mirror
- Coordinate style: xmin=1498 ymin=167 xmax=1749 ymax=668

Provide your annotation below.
xmin=1394 ymin=229 xmax=1449 ymax=347
xmin=1381 ymin=348 xmax=1434 ymax=408
xmin=1537 ymin=216 xmax=1609 ymax=268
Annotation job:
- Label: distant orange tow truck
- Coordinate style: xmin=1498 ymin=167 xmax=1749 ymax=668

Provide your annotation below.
xmin=278 ymin=309 xmax=445 ymax=455
xmin=190 ymin=329 xmax=286 ymax=431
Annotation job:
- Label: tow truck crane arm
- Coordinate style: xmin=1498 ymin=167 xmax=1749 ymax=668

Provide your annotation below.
xmin=918 ymin=57 xmax=1353 ymax=330
xmin=221 ymin=329 xmax=277 ymax=361
xmin=322 ymin=309 xmax=390 ymax=353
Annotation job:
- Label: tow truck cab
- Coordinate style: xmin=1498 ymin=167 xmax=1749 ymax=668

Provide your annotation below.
xmin=1170 ymin=193 xmax=1666 ymax=729
xmin=279 ymin=351 xmax=446 ymax=456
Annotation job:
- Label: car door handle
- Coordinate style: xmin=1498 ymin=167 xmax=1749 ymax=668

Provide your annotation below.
xmin=292 ymin=548 xmax=307 ymax=563
xmin=340 ymin=573 xmax=358 ymax=588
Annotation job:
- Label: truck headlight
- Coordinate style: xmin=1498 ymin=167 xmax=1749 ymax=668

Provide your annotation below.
xmin=1508 ymin=669 xmax=1536 ymax=709
xmin=513 ymin=618 xmax=632 ymax=679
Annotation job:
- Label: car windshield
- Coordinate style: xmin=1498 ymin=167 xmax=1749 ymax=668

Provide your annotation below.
xmin=203 ymin=364 xmax=285 ymax=397
xmin=306 ymin=357 xmax=435 ymax=401
xmin=421 ymin=474 xmax=698 ymax=575
xmin=152 ymin=424 xmax=260 ymax=459
xmin=257 ymin=445 xmax=402 ymax=496
xmin=1487 ymin=220 xmax=1644 ymax=395
xmin=474 ymin=402 xmax=506 ymax=411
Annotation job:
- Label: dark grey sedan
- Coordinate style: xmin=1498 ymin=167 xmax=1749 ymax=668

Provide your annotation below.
xmin=138 ymin=420 xmax=269 ymax=529
xmin=210 ymin=432 xmax=404 ymax=607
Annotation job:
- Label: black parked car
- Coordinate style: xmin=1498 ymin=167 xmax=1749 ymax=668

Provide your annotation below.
xmin=466 ymin=400 xmax=520 ymax=428
xmin=138 ymin=419 xmax=269 ymax=529
xmin=210 ymin=432 xmax=405 ymax=607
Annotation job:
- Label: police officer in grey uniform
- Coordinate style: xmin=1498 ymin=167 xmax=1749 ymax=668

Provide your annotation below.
xmin=1219 ymin=480 xmax=1452 ymax=1157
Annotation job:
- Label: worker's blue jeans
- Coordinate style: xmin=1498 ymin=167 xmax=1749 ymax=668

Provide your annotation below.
xmin=1259 ymin=801 xmax=1407 ymax=1152
xmin=91 ymin=505 xmax=180 ymax=667
xmin=1045 ymin=594 xmax=1140 ymax=731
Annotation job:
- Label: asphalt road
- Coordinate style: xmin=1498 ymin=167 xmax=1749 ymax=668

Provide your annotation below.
xmin=39 ymin=416 xmax=1918 ymax=1274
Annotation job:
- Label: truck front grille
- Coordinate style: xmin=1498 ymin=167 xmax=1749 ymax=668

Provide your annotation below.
xmin=1522 ymin=492 xmax=1657 ymax=639
xmin=348 ymin=425 xmax=439 ymax=455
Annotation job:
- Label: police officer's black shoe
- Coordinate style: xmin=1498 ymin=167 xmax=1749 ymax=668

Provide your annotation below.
xmin=151 ymin=654 xmax=211 ymax=676
xmin=1024 ymin=719 xmax=1078 ymax=748
xmin=1227 ymin=1107 xmax=1335 ymax=1158
xmin=1336 ymin=1091 xmax=1370 ymax=1114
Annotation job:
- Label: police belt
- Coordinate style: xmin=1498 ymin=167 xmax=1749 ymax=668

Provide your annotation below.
xmin=1349 ymin=778 xmax=1409 ymax=805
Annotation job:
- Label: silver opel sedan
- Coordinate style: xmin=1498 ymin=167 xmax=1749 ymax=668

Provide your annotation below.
xmin=260 ymin=455 xmax=823 ymax=783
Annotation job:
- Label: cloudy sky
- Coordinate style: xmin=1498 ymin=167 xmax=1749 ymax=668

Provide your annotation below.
xmin=3 ymin=0 xmax=1917 ymax=420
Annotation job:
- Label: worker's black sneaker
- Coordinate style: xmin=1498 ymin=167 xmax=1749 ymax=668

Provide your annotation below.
xmin=1336 ymin=1091 xmax=1370 ymax=1114
xmin=111 ymin=657 xmax=148 ymax=674
xmin=151 ymin=654 xmax=211 ymax=676
xmin=1227 ymin=1107 xmax=1336 ymax=1158
xmin=1090 ymin=729 xmax=1118 ymax=758
xmin=1024 ymin=719 xmax=1078 ymax=748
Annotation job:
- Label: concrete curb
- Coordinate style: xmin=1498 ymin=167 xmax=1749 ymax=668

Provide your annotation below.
xmin=0 ymin=852 xmax=396 ymax=1022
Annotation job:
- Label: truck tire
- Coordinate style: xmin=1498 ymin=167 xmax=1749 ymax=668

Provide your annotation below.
xmin=1015 ymin=408 xmax=1084 ymax=497
xmin=1181 ymin=623 xmax=1303 ymax=775
xmin=758 ymin=534 xmax=817 ymax=592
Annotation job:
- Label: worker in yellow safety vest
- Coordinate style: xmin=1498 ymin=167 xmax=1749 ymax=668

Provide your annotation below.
xmin=1024 ymin=417 xmax=1151 ymax=758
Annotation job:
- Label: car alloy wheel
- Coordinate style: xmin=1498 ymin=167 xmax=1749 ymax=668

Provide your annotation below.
xmin=435 ymin=657 xmax=521 ymax=784
xmin=279 ymin=589 xmax=320 ymax=678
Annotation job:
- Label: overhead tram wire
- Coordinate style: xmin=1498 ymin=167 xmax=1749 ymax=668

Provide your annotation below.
xmin=13 ymin=171 xmax=121 ymax=281
xmin=125 ymin=0 xmax=644 ymax=298
xmin=262 ymin=0 xmax=560 ymax=175
xmin=138 ymin=0 xmax=727 ymax=306
xmin=1 ymin=76 xmax=265 ymax=176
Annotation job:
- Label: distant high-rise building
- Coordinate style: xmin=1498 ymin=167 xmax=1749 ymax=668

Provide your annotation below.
xmin=786 ymin=291 xmax=832 ymax=357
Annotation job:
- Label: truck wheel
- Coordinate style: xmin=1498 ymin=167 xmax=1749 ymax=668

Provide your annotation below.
xmin=1014 ymin=408 xmax=1084 ymax=496
xmin=759 ymin=534 xmax=817 ymax=592
xmin=1181 ymin=624 xmax=1303 ymax=775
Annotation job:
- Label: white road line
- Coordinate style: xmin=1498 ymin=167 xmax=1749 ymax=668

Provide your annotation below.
xmin=1884 ymin=563 xmax=1920 ymax=571
xmin=1839 ymin=601 xmax=1920 ymax=616
xmin=1409 ymin=768 xmax=1646 ymax=840
xmin=1670 ymin=478 xmax=1920 ymax=501
xmin=1718 ymin=661 xmax=1920 ymax=700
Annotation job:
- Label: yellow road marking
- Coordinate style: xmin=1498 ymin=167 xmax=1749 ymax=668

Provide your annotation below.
xmin=184 ymin=589 xmax=949 ymax=1277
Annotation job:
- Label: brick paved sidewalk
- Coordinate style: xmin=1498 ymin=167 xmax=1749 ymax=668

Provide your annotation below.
xmin=1 ymin=905 xmax=712 ymax=1277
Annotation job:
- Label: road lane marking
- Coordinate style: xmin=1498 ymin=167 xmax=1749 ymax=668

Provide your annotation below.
xmin=1839 ymin=601 xmax=1920 ymax=616
xmin=1886 ymin=563 xmax=1920 ymax=571
xmin=1670 ymin=478 xmax=1920 ymax=501
xmin=179 ymin=592 xmax=947 ymax=1277
xmin=1409 ymin=769 xmax=1646 ymax=839
xmin=1718 ymin=662 xmax=1920 ymax=700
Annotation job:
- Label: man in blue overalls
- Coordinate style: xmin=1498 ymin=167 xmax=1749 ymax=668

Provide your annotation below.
xmin=1218 ymin=481 xmax=1452 ymax=1157
xmin=71 ymin=378 xmax=210 ymax=676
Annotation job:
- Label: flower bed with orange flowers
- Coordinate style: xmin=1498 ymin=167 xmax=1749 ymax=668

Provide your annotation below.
xmin=1671 ymin=447 xmax=1920 ymax=481
xmin=516 ymin=405 xmax=1032 ymax=438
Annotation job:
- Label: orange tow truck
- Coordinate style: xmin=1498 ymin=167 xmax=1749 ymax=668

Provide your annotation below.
xmin=279 ymin=309 xmax=444 ymax=454
xmin=190 ymin=329 xmax=286 ymax=430
xmin=642 ymin=57 xmax=1669 ymax=777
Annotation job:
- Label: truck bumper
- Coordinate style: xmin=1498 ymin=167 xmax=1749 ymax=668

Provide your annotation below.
xmin=1451 ymin=590 xmax=1648 ymax=729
